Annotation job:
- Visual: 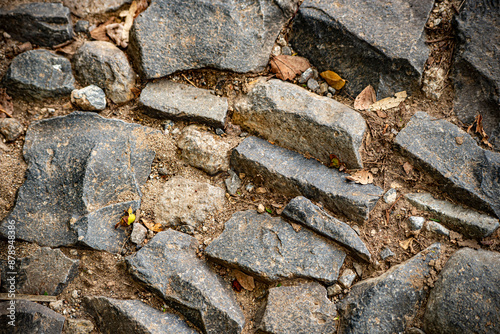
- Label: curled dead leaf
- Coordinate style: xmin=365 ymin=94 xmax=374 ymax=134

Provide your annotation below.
xmin=233 ymin=270 xmax=255 ymax=291
xmin=402 ymin=162 xmax=413 ymax=175
xmin=142 ymin=219 xmax=164 ymax=232
xmin=345 ymin=170 xmax=373 ymax=185
xmin=370 ymin=91 xmax=407 ymax=111
xmin=354 ymin=85 xmax=376 ymax=110
xmin=320 ymin=70 xmax=346 ymax=90
xmin=399 ymin=238 xmax=414 ymax=250
xmin=269 ymin=55 xmax=311 ymax=81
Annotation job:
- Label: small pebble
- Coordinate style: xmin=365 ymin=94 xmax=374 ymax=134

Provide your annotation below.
xmin=307 ymin=78 xmax=320 ymax=92
xmin=298 ymin=68 xmax=314 ymax=84
xmin=318 ymin=82 xmax=329 ymax=95
xmin=130 ymin=223 xmax=147 ymax=245
xmin=271 ymin=45 xmax=281 ymax=56
xmin=147 ymin=230 xmax=154 ymax=239
xmin=49 ymin=300 xmax=64 ymax=311
xmin=338 ymin=269 xmax=356 ymax=288
xmin=408 ymin=216 xmax=425 ymax=231
xmin=74 ymin=20 xmax=90 ymax=35
xmin=353 ymin=262 xmax=363 ymax=277
xmin=158 ymin=167 xmax=171 ymax=176
xmin=383 ymin=188 xmax=398 ymax=205
xmin=71 ymin=290 xmax=79 ymax=299
xmin=328 ymin=86 xmax=337 ymax=95
xmin=245 ymin=183 xmax=255 ymax=192
xmin=215 ymin=128 xmax=224 ymax=135
xmin=47 ymin=108 xmax=55 ymax=114
xmin=281 ymin=46 xmax=293 ymax=56
xmin=326 ymin=92 xmax=333 ymax=98
xmin=257 ymin=204 xmax=265 ymax=213
xmin=240 ymin=132 xmax=248 ymax=137
xmin=327 ymin=284 xmax=342 ymax=297
xmin=69 ymin=249 xmax=78 ymax=256
xmin=0 ymin=118 xmax=24 ymax=142
xmin=225 ymin=170 xmax=241 ymax=195
xmin=426 ymin=220 xmax=450 ymax=237
xmin=380 ymin=247 xmax=395 ymax=260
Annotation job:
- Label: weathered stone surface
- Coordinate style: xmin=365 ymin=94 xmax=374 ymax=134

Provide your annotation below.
xmin=0 ymin=118 xmax=23 ymax=142
xmin=63 ymin=319 xmax=94 ymax=334
xmin=126 ymin=229 xmax=244 ymax=334
xmin=231 ymin=137 xmax=382 ymax=223
xmin=73 ymin=41 xmax=135 ymax=104
xmin=2 ymin=50 xmax=75 ymax=100
xmin=424 ymin=248 xmax=500 ymax=334
xmin=84 ymin=296 xmax=198 ymax=334
xmin=139 ymin=80 xmax=228 ymax=128
xmin=129 ymin=0 xmax=300 ymax=79
xmin=0 ymin=112 xmax=157 ymax=252
xmin=290 ymin=0 xmax=433 ymax=97
xmin=234 ymin=79 xmax=366 ymax=168
xmin=177 ymin=125 xmax=232 ymax=175
xmin=71 ymin=85 xmax=106 ymax=111
xmin=282 ymin=196 xmax=371 ymax=262
xmin=257 ymin=282 xmax=337 ymax=334
xmin=406 ymin=192 xmax=499 ymax=239
xmin=338 ymin=243 xmax=441 ymax=334
xmin=205 ymin=210 xmax=346 ymax=284
xmin=63 ymin=0 xmax=132 ymax=16
xmin=396 ymin=112 xmax=500 ymax=218
xmin=0 ymin=3 xmax=73 ymax=47
xmin=0 ymin=300 xmax=65 ymax=334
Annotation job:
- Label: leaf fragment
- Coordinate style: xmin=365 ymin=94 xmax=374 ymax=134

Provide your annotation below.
xmin=402 ymin=162 xmax=413 ymax=175
xmin=354 ymin=85 xmax=376 ymax=110
xmin=399 ymin=238 xmax=414 ymax=250
xmin=370 ymin=91 xmax=407 ymax=111
xmin=320 ymin=70 xmax=346 ymax=90
xmin=233 ymin=270 xmax=255 ymax=291
xmin=269 ymin=55 xmax=311 ymax=81
xmin=142 ymin=219 xmax=164 ymax=232
xmin=90 ymin=17 xmax=116 ymax=42
xmin=345 ymin=170 xmax=373 ymax=185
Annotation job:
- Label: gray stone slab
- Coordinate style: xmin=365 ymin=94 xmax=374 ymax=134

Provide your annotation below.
xmin=126 ymin=229 xmax=244 ymax=334
xmin=234 ymin=79 xmax=366 ymax=169
xmin=205 ymin=210 xmax=346 ymax=284
xmin=0 ymin=300 xmax=65 ymax=334
xmin=231 ymin=137 xmax=382 ymax=223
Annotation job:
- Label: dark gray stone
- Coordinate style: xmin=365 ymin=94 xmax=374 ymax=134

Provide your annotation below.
xmin=231 ymin=137 xmax=382 ymax=223
xmin=71 ymin=85 xmax=107 ymax=111
xmin=84 ymin=296 xmax=198 ymax=334
xmin=379 ymin=247 xmax=395 ymax=261
xmin=298 ymin=68 xmax=314 ymax=84
xmin=205 ymin=210 xmax=346 ymax=284
xmin=424 ymin=248 xmax=500 ymax=334
xmin=126 ymin=229 xmax=244 ymax=334
xmin=0 ymin=118 xmax=24 ymax=142
xmin=0 ymin=3 xmax=73 ymax=47
xmin=289 ymin=0 xmax=433 ymax=98
xmin=129 ymin=0 xmax=300 ymax=79
xmin=282 ymin=196 xmax=371 ymax=262
xmin=74 ymin=20 xmax=90 ymax=35
xmin=338 ymin=243 xmax=441 ymax=334
xmin=0 ymin=112 xmax=157 ymax=252
xmin=130 ymin=223 xmax=147 ymax=245
xmin=2 ymin=50 xmax=75 ymax=100
xmin=0 ymin=300 xmax=65 ymax=334
xmin=396 ymin=112 xmax=500 ymax=218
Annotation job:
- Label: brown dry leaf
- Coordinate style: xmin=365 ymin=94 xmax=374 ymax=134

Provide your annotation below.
xmin=354 ymin=85 xmax=376 ymax=110
xmin=142 ymin=219 xmax=164 ymax=232
xmin=457 ymin=239 xmax=480 ymax=249
xmin=320 ymin=70 xmax=346 ymax=90
xmin=370 ymin=91 xmax=407 ymax=111
xmin=233 ymin=270 xmax=255 ymax=291
xmin=90 ymin=17 xmax=116 ymax=41
xmin=399 ymin=238 xmax=414 ymax=250
xmin=403 ymin=162 xmax=413 ymax=175
xmin=345 ymin=170 xmax=373 ymax=185
xmin=290 ymin=222 xmax=302 ymax=232
xmin=0 ymin=89 xmax=14 ymax=118
xmin=376 ymin=110 xmax=387 ymax=118
xmin=269 ymin=55 xmax=311 ymax=81
xmin=255 ymin=187 xmax=267 ymax=194
xmin=55 ymin=40 xmax=83 ymax=56
xmin=475 ymin=114 xmax=493 ymax=148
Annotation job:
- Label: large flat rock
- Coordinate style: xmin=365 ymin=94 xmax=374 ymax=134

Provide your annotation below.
xmin=0 ymin=300 xmax=65 ymax=334
xmin=231 ymin=137 xmax=382 ymax=223
xmin=234 ymin=79 xmax=366 ymax=169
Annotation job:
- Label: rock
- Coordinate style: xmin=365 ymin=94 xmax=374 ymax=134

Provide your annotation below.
xmin=0 ymin=247 xmax=79 ymax=296
xmin=379 ymin=247 xmax=395 ymax=261
xmin=306 ymin=78 xmax=320 ymax=92
xmin=282 ymin=196 xmax=371 ymax=262
xmin=231 ymin=137 xmax=382 ymax=223
xmin=353 ymin=262 xmax=363 ymax=277
xmin=49 ymin=300 xmax=64 ymax=312
xmin=290 ymin=0 xmax=433 ymax=97
xmin=319 ymin=82 xmax=329 ymax=95
xmin=177 ymin=125 xmax=232 ymax=175
xmin=0 ymin=112 xmax=157 ymax=251
xmin=2 ymin=50 xmax=75 ymax=100
xmin=129 ymin=0 xmax=300 ymax=79
xmin=225 ymin=170 xmax=242 ymax=196
xmin=327 ymin=284 xmax=342 ymax=297
xmin=84 ymin=296 xmax=197 ymax=334
xmin=205 ymin=210 xmax=346 ymax=284
xmin=126 ymin=229 xmax=245 ymax=333
xmin=426 ymin=221 xmax=450 ymax=237
xmin=71 ymin=85 xmax=107 ymax=111
xmin=396 ymin=112 xmax=500 ymax=218
xmin=73 ymin=41 xmax=135 ymax=104
xmin=64 ymin=319 xmax=94 ymax=334
xmin=156 ymin=177 xmax=225 ymax=230
xmin=424 ymin=248 xmax=500 ymax=334
xmin=281 ymin=46 xmax=293 ymax=56
xmin=63 ymin=0 xmax=132 ymax=16
xmin=0 ymin=3 xmax=73 ymax=47
xmin=408 ymin=216 xmax=425 ymax=231
xmin=257 ymin=282 xmax=337 ymax=334
xmin=130 ymin=223 xmax=147 ymax=245
xmin=74 ymin=20 xmax=90 ymax=35
xmin=233 ymin=79 xmax=366 ymax=168
xmin=0 ymin=118 xmax=23 ymax=142
xmin=406 ymin=192 xmax=499 ymax=239
xmin=383 ymin=188 xmax=397 ymax=205
xmin=338 ymin=243 xmax=441 ymax=334
xmin=0 ymin=300 xmax=65 ymax=333
xmin=338 ymin=269 xmax=356 ymax=288
xmin=139 ymin=80 xmax=228 ymax=128
xmin=298 ymin=68 xmax=314 ymax=84
xmin=257 ymin=204 xmax=266 ymax=214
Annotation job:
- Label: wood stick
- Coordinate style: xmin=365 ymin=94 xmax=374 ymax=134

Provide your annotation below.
xmin=0 ymin=107 xmax=13 ymax=118
xmin=0 ymin=293 xmax=57 ymax=302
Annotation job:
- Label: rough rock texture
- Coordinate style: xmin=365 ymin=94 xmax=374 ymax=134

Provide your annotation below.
xmin=71 ymin=85 xmax=107 ymax=111
xmin=424 ymin=248 xmax=500 ymax=334
xmin=338 ymin=269 xmax=356 ymax=288
xmin=63 ymin=0 xmax=131 ymax=16
xmin=338 ymin=243 xmax=441 ymax=334
xmin=282 ymin=196 xmax=371 ymax=262
xmin=129 ymin=0 xmax=300 ymax=79
xmin=84 ymin=296 xmax=198 ymax=334
xmin=64 ymin=319 xmax=94 ymax=334
xmin=231 ymin=137 xmax=382 ymax=223
xmin=126 ymin=229 xmax=245 ymax=334
xmin=257 ymin=282 xmax=337 ymax=334
xmin=0 ymin=112 xmax=157 ymax=253
xmin=396 ymin=112 xmax=500 ymax=218
xmin=0 ymin=247 xmax=79 ymax=296
xmin=290 ymin=0 xmax=433 ymax=97
xmin=205 ymin=210 xmax=346 ymax=284
xmin=2 ymin=50 xmax=75 ymax=100
xmin=0 ymin=300 xmax=65 ymax=334
xmin=139 ymin=80 xmax=228 ymax=128
xmin=406 ymin=192 xmax=499 ymax=239
xmin=73 ymin=41 xmax=135 ymax=104
xmin=0 ymin=118 xmax=24 ymax=142
xmin=0 ymin=3 xmax=73 ymax=47
xmin=233 ymin=79 xmax=366 ymax=168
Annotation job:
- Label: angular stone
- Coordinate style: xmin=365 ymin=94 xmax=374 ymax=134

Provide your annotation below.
xmin=225 ymin=170 xmax=242 ymax=196
xmin=129 ymin=0 xmax=300 ymax=79
xmin=63 ymin=0 xmax=132 ymax=16
xmin=408 ymin=216 xmax=425 ymax=231
xmin=0 ymin=3 xmax=73 ymax=47
xmin=396 ymin=112 xmax=500 ymax=218
xmin=338 ymin=243 xmax=441 ymax=334
xmin=205 ymin=210 xmax=346 ymax=284
xmin=383 ymin=188 xmax=397 ymax=205
xmin=406 ymin=192 xmax=499 ymax=239
xmin=290 ymin=0 xmax=433 ymax=97
xmin=0 ymin=300 xmax=65 ymax=334
xmin=139 ymin=80 xmax=228 ymax=128
xmin=233 ymin=79 xmax=366 ymax=168
xmin=379 ymin=247 xmax=395 ymax=261
xmin=257 ymin=282 xmax=337 ymax=334
xmin=0 ymin=112 xmax=157 ymax=252
xmin=71 ymin=85 xmax=106 ymax=111
xmin=426 ymin=221 xmax=450 ymax=237
xmin=126 ymin=229 xmax=245 ymax=334
xmin=2 ymin=50 xmax=75 ymax=100
xmin=84 ymin=296 xmax=197 ymax=334
xmin=73 ymin=41 xmax=135 ymax=104
xmin=130 ymin=223 xmax=147 ymax=245
xmin=0 ymin=118 xmax=23 ymax=142
xmin=282 ymin=196 xmax=371 ymax=262
xmin=338 ymin=269 xmax=356 ymax=289
xmin=231 ymin=137 xmax=382 ymax=223
xmin=424 ymin=248 xmax=500 ymax=334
